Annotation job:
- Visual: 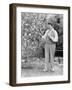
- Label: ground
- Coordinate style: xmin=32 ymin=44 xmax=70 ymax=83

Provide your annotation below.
xmin=21 ymin=57 xmax=63 ymax=77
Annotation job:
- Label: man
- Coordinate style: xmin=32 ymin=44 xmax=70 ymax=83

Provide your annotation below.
xmin=42 ymin=23 xmax=58 ymax=72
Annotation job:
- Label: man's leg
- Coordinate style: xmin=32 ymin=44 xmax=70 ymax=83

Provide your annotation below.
xmin=43 ymin=43 xmax=49 ymax=71
xmin=50 ymin=44 xmax=56 ymax=71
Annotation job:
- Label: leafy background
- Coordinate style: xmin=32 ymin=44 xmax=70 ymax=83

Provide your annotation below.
xmin=21 ymin=12 xmax=63 ymax=59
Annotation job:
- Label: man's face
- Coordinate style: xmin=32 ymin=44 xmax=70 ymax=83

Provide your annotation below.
xmin=48 ymin=24 xmax=53 ymax=30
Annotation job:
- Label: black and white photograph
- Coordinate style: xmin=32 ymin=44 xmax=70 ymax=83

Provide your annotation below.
xmin=16 ymin=6 xmax=69 ymax=84
xmin=9 ymin=3 xmax=70 ymax=86
xmin=21 ymin=12 xmax=63 ymax=77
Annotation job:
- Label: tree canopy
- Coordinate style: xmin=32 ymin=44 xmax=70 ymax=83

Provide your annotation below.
xmin=21 ymin=12 xmax=63 ymax=58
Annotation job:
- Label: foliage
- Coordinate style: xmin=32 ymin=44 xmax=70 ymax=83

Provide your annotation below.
xmin=21 ymin=12 xmax=63 ymax=58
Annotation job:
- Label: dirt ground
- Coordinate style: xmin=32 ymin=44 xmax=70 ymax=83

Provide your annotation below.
xmin=21 ymin=57 xmax=63 ymax=77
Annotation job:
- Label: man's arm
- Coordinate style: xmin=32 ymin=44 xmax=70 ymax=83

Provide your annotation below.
xmin=48 ymin=30 xmax=58 ymax=42
xmin=42 ymin=30 xmax=49 ymax=40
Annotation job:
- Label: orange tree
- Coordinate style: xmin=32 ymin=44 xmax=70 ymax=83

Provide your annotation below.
xmin=21 ymin=13 xmax=63 ymax=58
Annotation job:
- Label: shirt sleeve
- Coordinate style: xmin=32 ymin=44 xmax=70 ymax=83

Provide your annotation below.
xmin=49 ymin=30 xmax=58 ymax=42
xmin=42 ymin=30 xmax=49 ymax=40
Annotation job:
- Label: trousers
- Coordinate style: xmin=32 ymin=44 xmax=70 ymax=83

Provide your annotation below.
xmin=44 ymin=43 xmax=56 ymax=69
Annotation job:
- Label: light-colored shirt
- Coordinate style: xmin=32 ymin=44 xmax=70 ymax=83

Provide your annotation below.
xmin=42 ymin=28 xmax=58 ymax=44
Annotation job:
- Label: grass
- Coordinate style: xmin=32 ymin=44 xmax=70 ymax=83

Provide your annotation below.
xmin=21 ymin=57 xmax=63 ymax=77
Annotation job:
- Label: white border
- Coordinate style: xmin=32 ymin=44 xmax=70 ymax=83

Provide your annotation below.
xmin=16 ymin=7 xmax=68 ymax=83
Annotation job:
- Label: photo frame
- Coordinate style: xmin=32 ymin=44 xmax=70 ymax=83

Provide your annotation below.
xmin=9 ymin=3 xmax=70 ymax=86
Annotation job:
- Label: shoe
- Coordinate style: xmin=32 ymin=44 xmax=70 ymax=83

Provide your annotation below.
xmin=43 ymin=68 xmax=48 ymax=72
xmin=50 ymin=68 xmax=55 ymax=72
